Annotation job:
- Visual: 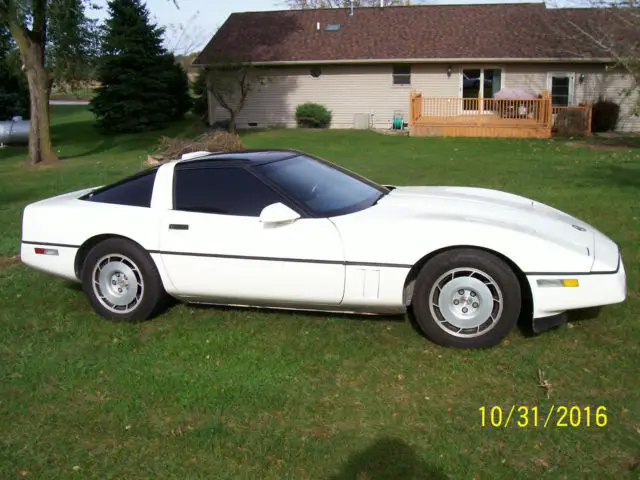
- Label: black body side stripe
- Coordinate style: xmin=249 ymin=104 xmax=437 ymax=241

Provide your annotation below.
xmin=22 ymin=240 xmax=621 ymax=275
xmin=22 ymin=240 xmax=81 ymax=249
xmin=22 ymin=240 xmax=410 ymax=268
xmin=147 ymin=249 xmax=412 ymax=269
xmin=523 ymin=254 xmax=621 ymax=276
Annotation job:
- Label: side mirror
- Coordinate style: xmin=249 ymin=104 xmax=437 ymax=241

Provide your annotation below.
xmin=259 ymin=202 xmax=301 ymax=225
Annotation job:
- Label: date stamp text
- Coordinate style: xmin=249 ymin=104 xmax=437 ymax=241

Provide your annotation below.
xmin=479 ymin=405 xmax=608 ymax=428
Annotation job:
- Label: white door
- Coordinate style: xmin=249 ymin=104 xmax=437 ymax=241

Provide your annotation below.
xmin=157 ymin=165 xmax=345 ymax=306
xmin=548 ymin=72 xmax=575 ymax=106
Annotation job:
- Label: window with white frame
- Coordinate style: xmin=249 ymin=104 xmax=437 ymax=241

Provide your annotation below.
xmin=547 ymin=73 xmax=574 ymax=106
xmin=392 ymin=64 xmax=411 ymax=85
xmin=461 ymin=67 xmax=503 ymax=110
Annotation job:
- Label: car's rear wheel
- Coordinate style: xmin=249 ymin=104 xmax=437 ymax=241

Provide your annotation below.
xmin=411 ymin=248 xmax=521 ymax=348
xmin=81 ymin=238 xmax=166 ymax=322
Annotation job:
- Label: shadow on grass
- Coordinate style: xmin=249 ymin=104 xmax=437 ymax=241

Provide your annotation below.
xmin=330 ymin=437 xmax=447 ymax=480
xmin=60 ymin=284 xmax=408 ymax=325
xmin=586 ymin=163 xmax=640 ymax=189
xmin=50 ymin=116 xmax=206 ymax=160
xmin=184 ymin=302 xmax=407 ymax=324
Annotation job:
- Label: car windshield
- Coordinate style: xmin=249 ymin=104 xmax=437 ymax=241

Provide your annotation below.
xmin=257 ymin=155 xmax=388 ymax=217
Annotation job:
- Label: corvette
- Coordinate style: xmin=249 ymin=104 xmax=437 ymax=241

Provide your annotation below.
xmin=20 ymin=149 xmax=626 ymax=348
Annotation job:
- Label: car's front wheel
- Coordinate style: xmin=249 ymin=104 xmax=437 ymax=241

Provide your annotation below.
xmin=81 ymin=238 xmax=167 ymax=322
xmin=411 ymin=248 xmax=521 ymax=348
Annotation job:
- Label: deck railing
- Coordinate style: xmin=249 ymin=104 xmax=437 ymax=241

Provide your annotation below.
xmin=551 ymin=104 xmax=593 ymax=135
xmin=409 ymin=91 xmax=592 ymax=137
xmin=412 ymin=92 xmax=553 ymax=127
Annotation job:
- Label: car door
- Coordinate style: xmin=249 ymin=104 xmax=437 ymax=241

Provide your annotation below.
xmin=157 ymin=164 xmax=346 ymax=306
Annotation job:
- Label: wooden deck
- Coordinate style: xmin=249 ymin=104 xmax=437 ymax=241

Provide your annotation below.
xmin=407 ymin=92 xmax=590 ymax=138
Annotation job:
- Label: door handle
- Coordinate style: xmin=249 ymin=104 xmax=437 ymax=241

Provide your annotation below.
xmin=169 ymin=224 xmax=189 ymax=230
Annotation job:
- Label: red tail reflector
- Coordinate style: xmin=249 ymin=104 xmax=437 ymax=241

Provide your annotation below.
xmin=34 ymin=247 xmax=59 ymax=256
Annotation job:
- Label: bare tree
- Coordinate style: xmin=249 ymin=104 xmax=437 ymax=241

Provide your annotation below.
xmin=548 ymin=1 xmax=640 ymax=108
xmin=163 ymin=11 xmax=209 ymax=57
xmin=283 ymin=0 xmax=414 ymax=8
xmin=205 ymin=63 xmax=268 ymax=132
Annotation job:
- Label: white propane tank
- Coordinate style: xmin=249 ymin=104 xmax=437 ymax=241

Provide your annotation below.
xmin=0 ymin=116 xmax=30 ymax=145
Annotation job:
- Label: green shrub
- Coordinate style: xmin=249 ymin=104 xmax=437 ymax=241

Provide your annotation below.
xmin=295 ymin=102 xmax=332 ymax=128
xmin=591 ymin=98 xmax=620 ymax=133
xmin=555 ymin=109 xmax=588 ymax=137
xmin=0 ymin=31 xmax=29 ymax=120
xmin=191 ymin=68 xmax=208 ymax=123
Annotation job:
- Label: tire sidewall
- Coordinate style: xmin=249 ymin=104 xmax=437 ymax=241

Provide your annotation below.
xmin=81 ymin=238 xmax=165 ymax=322
xmin=412 ymin=249 xmax=521 ymax=348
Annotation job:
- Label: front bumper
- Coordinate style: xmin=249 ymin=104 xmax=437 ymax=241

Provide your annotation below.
xmin=527 ymin=255 xmax=626 ymax=320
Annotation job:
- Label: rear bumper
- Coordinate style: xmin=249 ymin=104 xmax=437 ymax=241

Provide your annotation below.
xmin=527 ymin=255 xmax=626 ymax=319
xmin=20 ymin=241 xmax=79 ymax=282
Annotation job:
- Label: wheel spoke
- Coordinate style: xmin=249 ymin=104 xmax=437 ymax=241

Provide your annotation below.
xmin=428 ymin=267 xmax=504 ymax=339
xmin=92 ymin=253 xmax=144 ymax=314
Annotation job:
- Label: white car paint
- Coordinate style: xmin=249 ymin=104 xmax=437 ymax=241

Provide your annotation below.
xmin=20 ymin=155 xmax=626 ymax=323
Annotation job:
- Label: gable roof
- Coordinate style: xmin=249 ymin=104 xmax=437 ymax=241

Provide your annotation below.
xmin=194 ymin=3 xmax=632 ymax=66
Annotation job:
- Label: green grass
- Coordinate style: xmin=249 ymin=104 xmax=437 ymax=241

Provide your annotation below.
xmin=50 ymin=85 xmax=97 ymax=101
xmin=1 ymin=107 xmax=639 ymax=479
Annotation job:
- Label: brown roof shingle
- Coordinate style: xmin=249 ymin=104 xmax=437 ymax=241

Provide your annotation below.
xmin=194 ymin=3 xmax=633 ymax=65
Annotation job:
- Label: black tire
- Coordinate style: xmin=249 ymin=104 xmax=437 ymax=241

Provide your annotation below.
xmin=81 ymin=238 xmax=167 ymax=322
xmin=411 ymin=248 xmax=521 ymax=348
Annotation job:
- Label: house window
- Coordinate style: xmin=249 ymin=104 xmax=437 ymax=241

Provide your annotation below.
xmin=462 ymin=68 xmax=502 ymax=104
xmin=548 ymin=73 xmax=574 ymax=106
xmin=392 ymin=65 xmax=411 ymax=85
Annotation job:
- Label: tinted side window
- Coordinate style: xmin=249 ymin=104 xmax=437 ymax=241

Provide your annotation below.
xmin=174 ymin=167 xmax=283 ymax=216
xmin=83 ymin=168 xmax=158 ymax=208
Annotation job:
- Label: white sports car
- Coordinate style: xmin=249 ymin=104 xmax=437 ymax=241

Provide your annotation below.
xmin=20 ymin=149 xmax=626 ymax=348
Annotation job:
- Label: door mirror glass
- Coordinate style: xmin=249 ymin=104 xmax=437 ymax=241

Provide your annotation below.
xmin=259 ymin=202 xmax=300 ymax=225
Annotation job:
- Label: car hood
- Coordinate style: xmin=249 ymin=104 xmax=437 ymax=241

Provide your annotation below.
xmin=375 ymin=185 xmax=595 ymax=256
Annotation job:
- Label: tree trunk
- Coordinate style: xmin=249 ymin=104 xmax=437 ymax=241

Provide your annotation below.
xmin=227 ymin=110 xmax=237 ymax=133
xmin=25 ymin=62 xmax=56 ymax=165
xmin=9 ymin=23 xmax=58 ymax=165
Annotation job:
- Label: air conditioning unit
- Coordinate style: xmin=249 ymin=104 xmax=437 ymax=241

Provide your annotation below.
xmin=353 ymin=113 xmax=370 ymax=130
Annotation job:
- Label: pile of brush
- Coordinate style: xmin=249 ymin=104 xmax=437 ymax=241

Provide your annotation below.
xmin=147 ymin=130 xmax=244 ymax=166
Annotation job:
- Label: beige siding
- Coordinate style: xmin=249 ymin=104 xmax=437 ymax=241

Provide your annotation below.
xmin=208 ymin=62 xmax=640 ymax=132
xmin=504 ymin=64 xmax=547 ymax=92
xmin=208 ymin=64 xmax=457 ymax=129
xmin=576 ymin=67 xmax=640 ymax=132
xmin=503 ymin=63 xmax=639 ymax=132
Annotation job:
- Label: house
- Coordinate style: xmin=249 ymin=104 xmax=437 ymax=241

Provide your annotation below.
xmin=193 ymin=2 xmax=639 ymax=132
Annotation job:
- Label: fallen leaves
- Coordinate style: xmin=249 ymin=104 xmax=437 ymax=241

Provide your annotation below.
xmin=537 ymin=369 xmax=553 ymax=399
xmin=533 ymin=458 xmax=549 ymax=469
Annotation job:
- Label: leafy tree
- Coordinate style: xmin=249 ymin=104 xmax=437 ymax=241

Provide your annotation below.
xmin=0 ymin=26 xmax=29 ymax=119
xmin=47 ymin=0 xmax=100 ymax=92
xmin=0 ymin=0 xmax=96 ymax=164
xmin=0 ymin=0 xmax=176 ymax=164
xmin=191 ymin=67 xmax=208 ymax=123
xmin=90 ymin=0 xmax=191 ymax=133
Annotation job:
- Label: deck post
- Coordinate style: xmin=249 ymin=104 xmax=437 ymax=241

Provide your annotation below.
xmin=541 ymin=90 xmax=553 ymax=135
xmin=409 ymin=91 xmax=415 ymax=127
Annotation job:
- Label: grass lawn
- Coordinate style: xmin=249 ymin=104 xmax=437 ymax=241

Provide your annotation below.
xmin=1 ymin=106 xmax=639 ymax=479
xmin=50 ymin=86 xmax=97 ymax=101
